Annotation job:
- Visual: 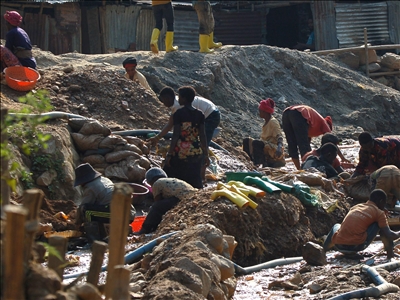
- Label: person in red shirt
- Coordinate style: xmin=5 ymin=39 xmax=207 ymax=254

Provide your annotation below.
xmin=282 ymin=105 xmax=332 ymax=169
xmin=323 ymin=189 xmax=400 ymax=259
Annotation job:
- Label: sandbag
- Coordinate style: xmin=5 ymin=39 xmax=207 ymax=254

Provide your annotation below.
xmin=98 ymin=135 xmax=127 ymax=149
xmin=104 ymin=164 xmax=128 ymax=180
xmin=296 ymin=172 xmax=326 ymax=187
xmin=71 ymin=133 xmax=103 ymax=152
xmin=141 ymin=143 xmax=150 ymax=155
xmin=124 ymin=136 xmax=144 ymax=148
xmin=138 ymin=156 xmax=151 ymax=169
xmin=82 ymin=155 xmax=105 ymax=165
xmin=343 ymin=176 xmax=371 ymax=202
xmin=114 ymin=143 xmax=142 ymax=155
xmin=79 ymin=120 xmax=111 ymax=136
xmin=68 ymin=118 xmax=94 ymax=132
xmin=105 ymin=150 xmax=140 ymax=163
xmin=126 ymin=159 xmax=147 ymax=182
xmin=83 ymin=148 xmax=113 ymax=156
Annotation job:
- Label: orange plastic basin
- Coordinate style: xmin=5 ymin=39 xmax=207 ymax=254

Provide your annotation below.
xmin=4 ymin=66 xmax=40 ymax=92
xmin=130 ymin=216 xmax=146 ymax=232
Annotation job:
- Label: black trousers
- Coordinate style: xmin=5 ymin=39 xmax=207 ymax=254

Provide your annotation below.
xmin=153 ymin=2 xmax=174 ymax=31
xmin=282 ymin=109 xmax=311 ymax=159
xmin=140 ymin=196 xmax=180 ymax=233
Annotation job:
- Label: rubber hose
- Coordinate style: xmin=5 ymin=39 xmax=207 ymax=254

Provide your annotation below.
xmin=328 ymin=260 xmax=400 ymax=300
xmin=8 ymin=111 xmax=89 ymax=120
xmin=234 ymin=257 xmax=303 ymax=275
xmin=112 ymin=129 xmax=228 ymax=152
xmin=63 ymin=231 xmax=178 ymax=280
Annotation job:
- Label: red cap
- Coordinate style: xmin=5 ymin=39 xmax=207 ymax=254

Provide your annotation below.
xmin=259 ymin=98 xmax=275 ymax=114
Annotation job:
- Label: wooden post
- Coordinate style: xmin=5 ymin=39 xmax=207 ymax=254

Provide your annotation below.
xmin=1 ymin=109 xmax=10 ymax=212
xmin=364 ymin=28 xmax=370 ymax=78
xmin=22 ymin=189 xmax=44 ymax=264
xmin=48 ymin=236 xmax=68 ymax=280
xmin=111 ymin=265 xmax=130 ymax=300
xmin=104 ymin=183 xmax=133 ymax=299
xmin=87 ymin=241 xmax=108 ymax=287
xmin=4 ymin=205 xmax=28 ymax=300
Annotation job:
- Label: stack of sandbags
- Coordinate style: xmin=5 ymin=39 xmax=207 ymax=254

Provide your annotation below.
xmin=69 ymin=118 xmax=150 ymax=182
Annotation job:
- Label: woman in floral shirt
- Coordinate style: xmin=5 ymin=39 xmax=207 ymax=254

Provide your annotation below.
xmin=163 ymin=86 xmax=209 ymax=188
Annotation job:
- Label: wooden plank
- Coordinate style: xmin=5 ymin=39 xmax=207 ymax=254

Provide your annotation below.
xmin=313 ymin=44 xmax=400 ymax=56
xmin=48 ymin=236 xmax=68 ymax=280
xmin=369 ymin=71 xmax=400 ymax=77
xmin=87 ymin=241 xmax=108 ymax=287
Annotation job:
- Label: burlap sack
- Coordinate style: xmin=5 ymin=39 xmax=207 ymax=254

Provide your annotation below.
xmin=82 ymin=155 xmax=105 ymax=165
xmin=138 ymin=156 xmax=151 ymax=169
xmin=68 ymin=118 xmax=94 ymax=132
xmin=343 ymin=176 xmax=371 ymax=202
xmin=98 ymin=135 xmax=127 ymax=149
xmin=104 ymin=164 xmax=128 ymax=180
xmin=124 ymin=136 xmax=144 ymax=148
xmin=79 ymin=120 xmax=111 ymax=136
xmin=105 ymin=150 xmax=140 ymax=163
xmin=126 ymin=159 xmax=147 ymax=182
xmin=114 ymin=143 xmax=142 ymax=155
xmin=71 ymin=133 xmax=103 ymax=152
xmin=141 ymin=143 xmax=150 ymax=155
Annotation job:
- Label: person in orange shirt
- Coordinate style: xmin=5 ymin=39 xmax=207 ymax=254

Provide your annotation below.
xmin=323 ymin=189 xmax=400 ymax=259
xmin=282 ymin=104 xmax=332 ymax=169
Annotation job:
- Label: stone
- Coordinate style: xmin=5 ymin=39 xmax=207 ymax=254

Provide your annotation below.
xmin=129 ymin=280 xmax=147 ymax=293
xmin=380 ymin=53 xmax=400 ymax=69
xmin=356 ymin=48 xmax=378 ymax=65
xmin=73 ymin=283 xmax=102 ymax=300
xmin=309 ymin=283 xmax=323 ymax=294
xmin=175 ymin=257 xmax=211 ymax=297
xmin=36 ymin=169 xmax=57 ymax=186
xmin=205 ymin=231 xmax=224 ymax=254
xmin=374 ymin=76 xmax=389 ymax=86
xmin=129 ymin=271 xmax=146 ymax=283
xmin=302 ymin=242 xmax=327 ymax=266
xmin=210 ymin=254 xmax=235 ymax=281
xmin=337 ymin=52 xmax=360 ymax=69
xmin=359 ymin=63 xmax=381 ymax=73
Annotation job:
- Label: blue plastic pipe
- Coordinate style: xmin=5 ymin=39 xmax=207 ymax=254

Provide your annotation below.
xmin=234 ymin=256 xmax=303 ymax=275
xmin=63 ymin=231 xmax=178 ymax=280
xmin=328 ymin=260 xmax=400 ymax=300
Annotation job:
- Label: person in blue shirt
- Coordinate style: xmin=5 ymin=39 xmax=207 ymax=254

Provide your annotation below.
xmin=3 ymin=11 xmax=37 ymax=69
xmin=295 ymin=18 xmax=315 ymax=51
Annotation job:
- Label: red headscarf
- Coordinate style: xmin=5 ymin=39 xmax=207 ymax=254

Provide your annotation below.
xmin=325 ymin=116 xmax=333 ymax=130
xmin=259 ymin=98 xmax=275 ymax=114
xmin=4 ymin=11 xmax=22 ymax=27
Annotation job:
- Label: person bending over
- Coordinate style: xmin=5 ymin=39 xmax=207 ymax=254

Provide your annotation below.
xmin=301 ymin=142 xmax=339 ymax=179
xmin=133 ymin=167 xmax=197 ymax=235
xmin=282 ymin=104 xmax=332 ymax=170
xmin=324 ymin=189 xmax=400 ymax=260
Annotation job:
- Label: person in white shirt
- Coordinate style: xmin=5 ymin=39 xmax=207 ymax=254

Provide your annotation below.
xmin=122 ymin=57 xmax=154 ymax=92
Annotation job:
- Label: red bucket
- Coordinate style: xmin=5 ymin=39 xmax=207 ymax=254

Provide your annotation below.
xmin=130 ymin=216 xmax=146 ymax=232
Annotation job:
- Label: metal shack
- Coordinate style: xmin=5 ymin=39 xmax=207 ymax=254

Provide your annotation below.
xmin=0 ymin=0 xmax=399 ymax=55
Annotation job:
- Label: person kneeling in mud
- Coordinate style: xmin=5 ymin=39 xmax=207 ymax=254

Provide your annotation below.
xmin=74 ymin=163 xmax=135 ymax=242
xmin=133 ymin=167 xmax=197 ymax=235
xmin=324 ymin=189 xmax=400 ymax=260
xmin=243 ymin=98 xmax=285 ymax=168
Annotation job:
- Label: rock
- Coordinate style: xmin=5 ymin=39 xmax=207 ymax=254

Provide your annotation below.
xmin=356 ymin=48 xmax=378 ymax=65
xmin=69 ymin=84 xmax=81 ymax=92
xmin=129 ymin=280 xmax=147 ymax=293
xmin=73 ymin=283 xmax=102 ymax=300
xmin=359 ymin=62 xmax=381 ymax=73
xmin=25 ymin=262 xmax=62 ymax=299
xmin=337 ymin=52 xmax=360 ymax=69
xmin=392 ymin=275 xmax=400 ymax=287
xmin=63 ymin=65 xmax=74 ymax=73
xmin=374 ymin=76 xmax=389 ymax=86
xmin=36 ymin=169 xmax=57 ymax=186
xmin=302 ymin=241 xmax=327 ymax=266
xmin=205 ymin=231 xmax=225 ymax=254
xmin=309 ymin=283 xmax=323 ymax=294
xmin=130 ymin=271 xmax=146 ymax=283
xmin=380 ymin=53 xmax=400 ymax=69
xmin=210 ymin=254 xmax=235 ymax=281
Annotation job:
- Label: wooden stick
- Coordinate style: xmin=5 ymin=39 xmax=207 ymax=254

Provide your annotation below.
xmin=4 ymin=205 xmax=28 ymax=300
xmin=87 ymin=241 xmax=108 ymax=287
xmin=111 ymin=265 xmax=130 ymax=300
xmin=104 ymin=183 xmax=133 ymax=299
xmin=48 ymin=236 xmax=68 ymax=280
xmin=22 ymin=189 xmax=44 ymax=264
xmin=313 ymin=44 xmax=400 ymax=56
xmin=364 ymin=28 xmax=369 ymax=77
xmin=369 ymin=71 xmax=400 ymax=77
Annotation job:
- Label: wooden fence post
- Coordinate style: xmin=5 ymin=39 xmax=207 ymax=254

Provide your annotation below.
xmin=1 ymin=109 xmax=10 ymax=212
xmin=22 ymin=189 xmax=44 ymax=264
xmin=111 ymin=265 xmax=130 ymax=300
xmin=104 ymin=183 xmax=133 ymax=299
xmin=364 ymin=28 xmax=369 ymax=77
xmin=48 ymin=236 xmax=68 ymax=280
xmin=4 ymin=205 xmax=28 ymax=300
xmin=87 ymin=241 xmax=108 ymax=287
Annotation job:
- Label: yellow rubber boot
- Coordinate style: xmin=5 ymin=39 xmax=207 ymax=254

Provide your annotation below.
xmin=229 ymin=185 xmax=258 ymax=209
xmin=208 ymin=32 xmax=222 ymax=49
xmin=211 ymin=188 xmax=249 ymax=209
xmin=150 ymin=28 xmax=160 ymax=54
xmin=165 ymin=31 xmax=178 ymax=52
xmin=199 ymin=34 xmax=214 ymax=53
xmin=227 ymin=181 xmax=266 ymax=198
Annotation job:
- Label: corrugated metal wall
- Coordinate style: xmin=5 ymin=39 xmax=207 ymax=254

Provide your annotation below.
xmin=387 ymin=1 xmax=400 ymax=47
xmin=313 ymin=1 xmax=337 ymax=50
xmin=213 ymin=11 xmax=265 ymax=46
xmin=335 ymin=2 xmax=390 ymax=48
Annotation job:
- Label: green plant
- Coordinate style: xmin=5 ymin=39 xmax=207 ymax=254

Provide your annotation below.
xmin=20 ymin=169 xmax=34 ymax=190
xmin=1 ymin=90 xmax=53 ymax=202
